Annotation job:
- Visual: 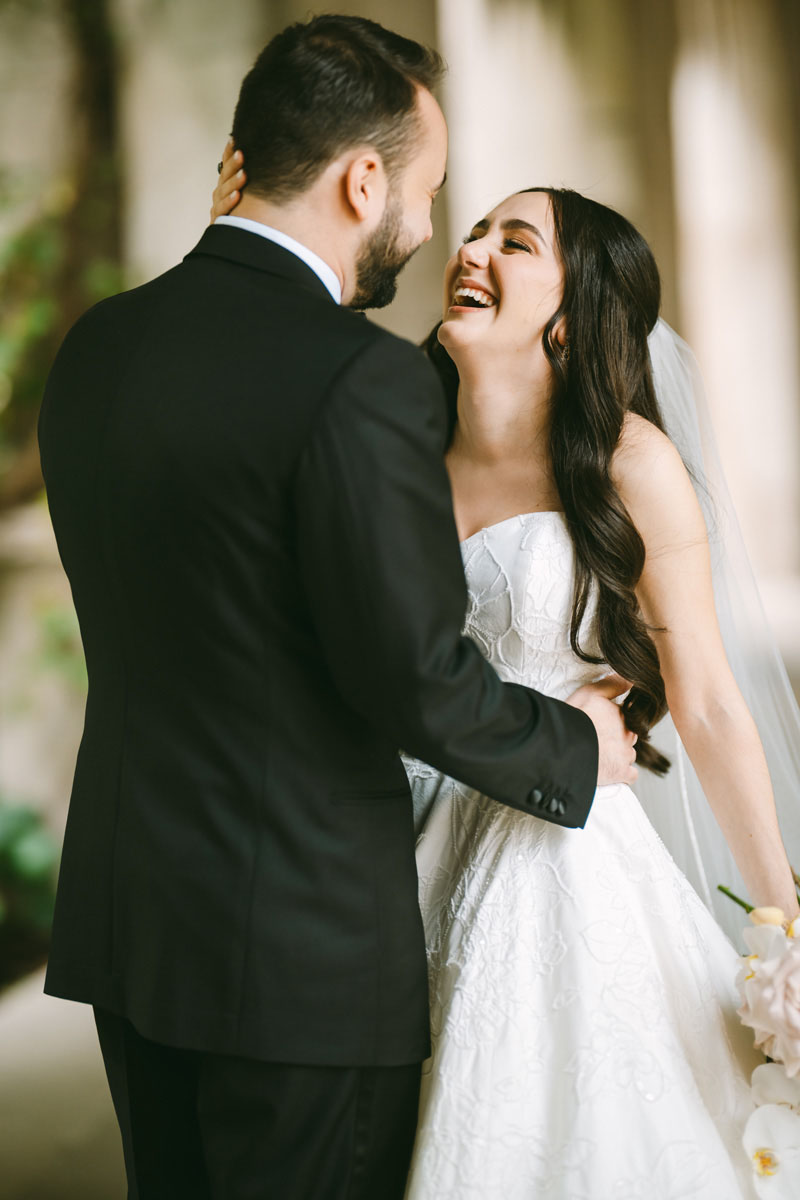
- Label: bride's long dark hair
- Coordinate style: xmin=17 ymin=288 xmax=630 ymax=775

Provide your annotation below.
xmin=424 ymin=187 xmax=670 ymax=774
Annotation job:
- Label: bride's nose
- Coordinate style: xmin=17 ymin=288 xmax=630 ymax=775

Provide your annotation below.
xmin=458 ymin=237 xmax=490 ymax=268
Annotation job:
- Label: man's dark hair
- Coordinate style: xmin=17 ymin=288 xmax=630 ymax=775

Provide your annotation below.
xmin=231 ymin=14 xmax=444 ymax=202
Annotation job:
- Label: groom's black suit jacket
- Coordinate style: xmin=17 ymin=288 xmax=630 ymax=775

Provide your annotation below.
xmin=40 ymin=225 xmax=598 ymax=1066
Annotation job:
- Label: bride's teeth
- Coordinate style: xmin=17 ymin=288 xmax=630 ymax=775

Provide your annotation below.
xmin=454 ymin=286 xmax=495 ymax=308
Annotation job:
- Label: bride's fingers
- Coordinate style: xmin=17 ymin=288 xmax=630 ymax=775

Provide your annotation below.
xmin=213 ymin=174 xmax=244 ymax=211
xmin=219 ymin=138 xmax=235 ymax=169
xmin=210 ymin=152 xmax=246 ymax=222
xmin=220 ymin=146 xmax=243 ymax=185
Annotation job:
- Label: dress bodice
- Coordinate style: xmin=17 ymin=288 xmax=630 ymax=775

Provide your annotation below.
xmin=459 ymin=511 xmax=602 ymax=700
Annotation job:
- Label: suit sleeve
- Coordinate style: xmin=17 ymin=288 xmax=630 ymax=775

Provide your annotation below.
xmin=293 ymin=333 xmax=598 ymax=828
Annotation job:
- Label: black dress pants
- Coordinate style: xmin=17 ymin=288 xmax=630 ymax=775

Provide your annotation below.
xmin=93 ymin=1007 xmax=422 ymax=1200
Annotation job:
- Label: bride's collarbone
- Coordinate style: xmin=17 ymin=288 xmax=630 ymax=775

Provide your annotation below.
xmin=453 ymin=486 xmax=564 ymax=543
xmin=447 ymin=459 xmax=561 ymax=544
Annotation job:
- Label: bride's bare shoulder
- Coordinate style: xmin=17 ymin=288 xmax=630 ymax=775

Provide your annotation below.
xmin=613 ymin=412 xmax=685 ymax=493
xmin=612 ymin=412 xmax=703 ymax=536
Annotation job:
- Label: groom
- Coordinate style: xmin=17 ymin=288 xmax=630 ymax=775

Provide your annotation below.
xmin=39 ymin=14 xmax=637 ymax=1200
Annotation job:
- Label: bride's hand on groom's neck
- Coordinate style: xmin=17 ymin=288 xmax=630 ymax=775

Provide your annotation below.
xmin=210 ymin=139 xmax=246 ymax=224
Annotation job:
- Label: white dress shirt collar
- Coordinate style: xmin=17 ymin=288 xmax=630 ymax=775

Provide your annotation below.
xmin=214 ymin=216 xmax=342 ymax=304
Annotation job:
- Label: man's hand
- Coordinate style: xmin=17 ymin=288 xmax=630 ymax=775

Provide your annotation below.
xmin=566 ymin=674 xmax=638 ymax=786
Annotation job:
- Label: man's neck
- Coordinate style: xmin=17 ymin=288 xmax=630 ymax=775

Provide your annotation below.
xmin=232 ymin=196 xmax=346 ymax=297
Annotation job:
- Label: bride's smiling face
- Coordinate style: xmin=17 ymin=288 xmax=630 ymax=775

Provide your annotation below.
xmin=438 ymin=190 xmax=564 ymax=367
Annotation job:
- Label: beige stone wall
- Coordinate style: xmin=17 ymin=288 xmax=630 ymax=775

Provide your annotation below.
xmin=117 ymin=0 xmax=271 ymax=284
xmin=0 ymin=4 xmax=75 ymax=246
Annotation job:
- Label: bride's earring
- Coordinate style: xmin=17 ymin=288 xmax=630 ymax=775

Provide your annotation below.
xmin=561 ymin=340 xmax=570 ymax=364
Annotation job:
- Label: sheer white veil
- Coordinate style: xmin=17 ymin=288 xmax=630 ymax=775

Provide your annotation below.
xmin=634 ymin=319 xmax=800 ymax=946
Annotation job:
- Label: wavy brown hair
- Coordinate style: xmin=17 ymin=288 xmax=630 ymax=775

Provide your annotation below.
xmin=424 ymin=187 xmax=670 ymax=774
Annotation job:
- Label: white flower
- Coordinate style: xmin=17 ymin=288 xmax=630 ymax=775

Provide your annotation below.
xmin=742 ymin=1103 xmax=800 ymax=1199
xmin=738 ymin=915 xmax=800 ymax=1076
xmin=741 ymin=922 xmax=787 ymax=963
xmin=751 ymin=1063 xmax=800 ymax=1110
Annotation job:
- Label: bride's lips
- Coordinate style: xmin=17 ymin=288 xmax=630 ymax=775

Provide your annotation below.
xmin=448 ymin=277 xmax=497 ymax=314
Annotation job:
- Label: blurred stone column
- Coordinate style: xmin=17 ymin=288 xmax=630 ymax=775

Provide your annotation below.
xmin=117 ymin=0 xmax=271 ymax=285
xmin=0 ymin=4 xmax=75 ymax=244
xmin=671 ymin=0 xmax=800 ymax=656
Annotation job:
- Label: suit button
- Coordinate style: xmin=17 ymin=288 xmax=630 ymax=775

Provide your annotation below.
xmin=548 ymin=796 xmax=561 ymax=813
xmin=556 ymin=798 xmax=566 ymax=815
xmin=531 ymin=788 xmax=543 ymax=806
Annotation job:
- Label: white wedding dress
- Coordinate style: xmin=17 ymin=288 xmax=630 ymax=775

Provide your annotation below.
xmin=403 ymin=511 xmax=761 ymax=1200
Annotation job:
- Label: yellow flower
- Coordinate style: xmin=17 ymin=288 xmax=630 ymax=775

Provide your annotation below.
xmin=743 ymin=1103 xmax=800 ymax=1198
xmin=753 ymin=1147 xmax=779 ymax=1176
xmin=751 ymin=907 xmax=788 ymax=927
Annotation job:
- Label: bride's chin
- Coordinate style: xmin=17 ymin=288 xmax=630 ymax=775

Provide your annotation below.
xmin=438 ymin=322 xmax=485 ymax=365
xmin=438 ymin=320 xmax=471 ymax=350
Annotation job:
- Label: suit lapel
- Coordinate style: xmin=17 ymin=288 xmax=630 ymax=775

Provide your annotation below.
xmin=185 ymin=225 xmax=336 ymax=303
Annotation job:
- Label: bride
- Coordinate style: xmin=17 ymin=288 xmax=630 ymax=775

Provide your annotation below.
xmin=212 ymin=167 xmax=799 ymax=1195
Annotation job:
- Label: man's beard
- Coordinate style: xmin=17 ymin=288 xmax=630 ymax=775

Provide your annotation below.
xmin=349 ymin=198 xmax=418 ymax=310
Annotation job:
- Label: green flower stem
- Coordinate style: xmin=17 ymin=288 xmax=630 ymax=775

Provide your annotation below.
xmin=717 ymin=884 xmax=753 ymax=913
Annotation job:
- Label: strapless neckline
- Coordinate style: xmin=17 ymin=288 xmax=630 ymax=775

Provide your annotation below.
xmin=459 ymin=510 xmax=565 ymax=547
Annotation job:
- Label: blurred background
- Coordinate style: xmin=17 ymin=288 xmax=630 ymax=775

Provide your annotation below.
xmin=0 ymin=0 xmax=798 ymax=1194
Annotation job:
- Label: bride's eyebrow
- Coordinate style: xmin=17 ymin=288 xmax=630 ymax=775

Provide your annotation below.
xmin=501 ymin=218 xmax=548 ymax=247
xmin=469 ymin=217 xmax=548 ymax=247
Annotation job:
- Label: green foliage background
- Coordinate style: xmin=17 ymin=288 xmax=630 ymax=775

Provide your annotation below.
xmin=0 ymin=0 xmax=119 ymax=988
xmin=0 ymin=800 xmax=60 ymax=987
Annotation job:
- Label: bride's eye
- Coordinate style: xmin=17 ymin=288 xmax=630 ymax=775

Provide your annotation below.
xmin=504 ymin=238 xmax=531 ymax=252
xmin=462 ymin=233 xmax=479 ymax=245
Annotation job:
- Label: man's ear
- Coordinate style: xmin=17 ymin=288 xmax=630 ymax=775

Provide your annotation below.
xmin=343 ymin=150 xmax=387 ymax=223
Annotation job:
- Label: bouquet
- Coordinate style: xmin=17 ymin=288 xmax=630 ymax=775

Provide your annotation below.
xmin=735 ymin=906 xmax=800 ymax=1196
xmin=739 ymin=909 xmax=800 ymax=1074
